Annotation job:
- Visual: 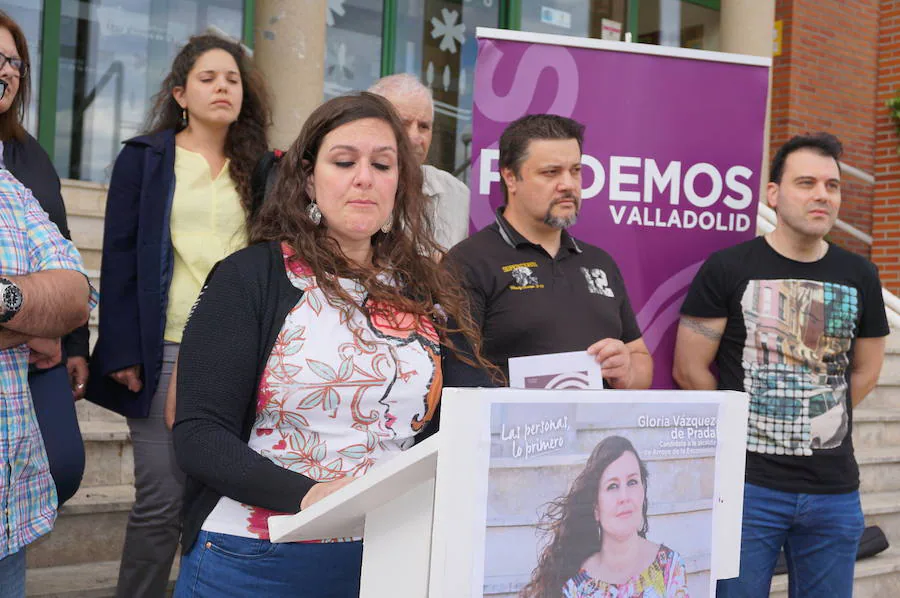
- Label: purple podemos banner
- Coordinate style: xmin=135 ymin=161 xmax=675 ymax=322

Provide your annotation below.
xmin=470 ymin=29 xmax=771 ymax=389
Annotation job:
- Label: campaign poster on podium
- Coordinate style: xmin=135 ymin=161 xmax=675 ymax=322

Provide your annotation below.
xmin=485 ymin=401 xmax=719 ymax=598
xmin=430 ymin=389 xmax=748 ymax=598
xmin=469 ymin=28 xmax=771 ymax=389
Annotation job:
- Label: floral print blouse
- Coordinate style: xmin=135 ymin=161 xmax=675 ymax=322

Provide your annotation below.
xmin=562 ymin=545 xmax=690 ymax=598
xmin=202 ymin=243 xmax=442 ymax=540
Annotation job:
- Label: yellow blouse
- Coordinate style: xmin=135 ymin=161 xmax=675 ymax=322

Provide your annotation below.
xmin=164 ymin=146 xmax=247 ymax=343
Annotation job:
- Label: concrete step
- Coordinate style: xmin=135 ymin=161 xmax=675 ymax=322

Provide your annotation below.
xmin=880 ymin=353 xmax=900 ymax=387
xmin=854 ymin=408 xmax=900 ymax=451
xmin=862 ymin=491 xmax=900 ymax=546
xmin=61 ymin=179 xmax=107 ymax=218
xmin=69 ymin=214 xmax=103 ymax=254
xmin=76 ymin=401 xmax=127 ymax=424
xmin=26 ymin=559 xmax=177 ymax=597
xmin=64 ymin=176 xmax=107 ymax=274
xmin=78 ymin=248 xmax=102 ymax=273
xmin=887 ymin=331 xmax=900 ymax=353
xmin=859 ymin=448 xmax=900 ymax=493
xmin=864 ymin=386 xmax=900 ymax=410
xmin=770 ymin=547 xmax=900 ymax=597
xmin=80 ymin=421 xmax=133 ymax=488
xmin=25 ymin=485 xmax=132 ymax=569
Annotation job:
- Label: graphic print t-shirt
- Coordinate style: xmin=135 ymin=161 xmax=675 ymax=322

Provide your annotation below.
xmin=681 ymin=237 xmax=889 ymax=493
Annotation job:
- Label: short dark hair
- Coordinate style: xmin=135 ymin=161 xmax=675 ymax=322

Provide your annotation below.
xmin=498 ymin=114 xmax=584 ymax=201
xmin=770 ymin=132 xmax=843 ymax=184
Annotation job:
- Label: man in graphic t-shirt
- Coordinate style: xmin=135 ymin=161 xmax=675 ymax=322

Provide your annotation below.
xmin=673 ymin=133 xmax=889 ymax=598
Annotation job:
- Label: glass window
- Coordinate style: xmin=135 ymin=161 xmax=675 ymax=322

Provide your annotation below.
xmin=520 ymin=0 xmax=628 ymax=41
xmin=393 ymin=0 xmax=499 ymax=178
xmin=2 ymin=0 xmax=42 ymax=135
xmin=637 ymin=0 xmax=720 ymax=51
xmin=54 ymin=0 xmax=244 ymax=182
xmin=324 ymin=0 xmax=383 ymax=99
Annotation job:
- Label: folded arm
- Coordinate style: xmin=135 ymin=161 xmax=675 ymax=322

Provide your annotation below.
xmin=2 ymin=270 xmax=90 ymax=338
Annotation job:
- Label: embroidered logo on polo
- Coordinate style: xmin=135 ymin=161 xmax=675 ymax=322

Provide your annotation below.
xmin=581 ymin=267 xmax=614 ymax=297
xmin=502 ymin=261 xmax=544 ymax=290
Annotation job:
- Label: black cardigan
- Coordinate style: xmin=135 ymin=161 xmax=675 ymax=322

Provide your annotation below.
xmin=3 ymin=132 xmax=89 ymax=358
xmin=174 ymin=241 xmax=493 ymax=550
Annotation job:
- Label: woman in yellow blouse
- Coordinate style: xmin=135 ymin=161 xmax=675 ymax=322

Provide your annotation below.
xmin=86 ymin=34 xmax=270 ymax=598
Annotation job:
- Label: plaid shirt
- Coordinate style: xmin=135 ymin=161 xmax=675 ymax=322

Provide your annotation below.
xmin=0 ymin=169 xmax=98 ymax=558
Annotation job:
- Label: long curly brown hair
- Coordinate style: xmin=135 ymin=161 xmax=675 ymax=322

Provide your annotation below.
xmin=521 ymin=436 xmax=650 ymax=598
xmin=144 ymin=34 xmax=270 ymax=214
xmin=249 ymin=91 xmax=497 ymax=377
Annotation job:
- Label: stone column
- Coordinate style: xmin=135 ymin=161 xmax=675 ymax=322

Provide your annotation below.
xmin=720 ymin=0 xmax=775 ymax=57
xmin=720 ymin=0 xmax=776 ymax=199
xmin=254 ymin=0 xmax=328 ymax=150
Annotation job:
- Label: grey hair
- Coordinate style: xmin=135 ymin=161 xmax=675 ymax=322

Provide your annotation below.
xmin=368 ymin=73 xmax=434 ymax=118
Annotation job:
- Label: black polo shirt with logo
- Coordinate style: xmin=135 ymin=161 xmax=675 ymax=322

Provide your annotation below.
xmin=445 ymin=211 xmax=642 ymax=379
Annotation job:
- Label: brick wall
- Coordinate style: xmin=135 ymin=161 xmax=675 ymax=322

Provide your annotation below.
xmin=874 ymin=0 xmax=900 ymax=295
xmin=771 ymin=0 xmax=879 ymax=258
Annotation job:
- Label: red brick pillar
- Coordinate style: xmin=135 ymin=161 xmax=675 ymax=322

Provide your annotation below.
xmin=874 ymin=0 xmax=900 ymax=295
xmin=770 ymin=0 xmax=879 ymax=258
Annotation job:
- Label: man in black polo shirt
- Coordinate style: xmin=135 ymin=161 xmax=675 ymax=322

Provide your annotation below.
xmin=445 ymin=114 xmax=652 ymax=388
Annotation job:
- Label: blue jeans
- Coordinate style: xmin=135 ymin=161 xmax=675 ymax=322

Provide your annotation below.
xmin=0 ymin=548 xmax=26 ymax=598
xmin=717 ymin=483 xmax=864 ymax=598
xmin=174 ymin=531 xmax=363 ymax=598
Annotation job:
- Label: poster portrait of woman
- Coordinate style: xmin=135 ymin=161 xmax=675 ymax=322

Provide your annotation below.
xmin=521 ymin=436 xmax=690 ymax=598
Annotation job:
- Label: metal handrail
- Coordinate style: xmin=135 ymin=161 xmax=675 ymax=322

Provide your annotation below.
xmin=838 ymin=161 xmax=875 ymax=185
xmin=756 ymin=203 xmax=900 ymax=330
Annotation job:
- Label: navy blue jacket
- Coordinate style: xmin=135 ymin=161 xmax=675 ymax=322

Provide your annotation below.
xmin=87 ymin=130 xmax=177 ymax=418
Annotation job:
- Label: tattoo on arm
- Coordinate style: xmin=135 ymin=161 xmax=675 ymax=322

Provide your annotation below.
xmin=680 ymin=317 xmax=723 ymax=341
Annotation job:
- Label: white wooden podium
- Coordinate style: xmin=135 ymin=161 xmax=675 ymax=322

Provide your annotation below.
xmin=267 ymin=389 xmax=748 ymax=598
xmin=267 ymin=435 xmax=440 ymax=598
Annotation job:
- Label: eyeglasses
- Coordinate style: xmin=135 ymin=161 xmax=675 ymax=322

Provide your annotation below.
xmin=0 ymin=52 xmax=27 ymax=76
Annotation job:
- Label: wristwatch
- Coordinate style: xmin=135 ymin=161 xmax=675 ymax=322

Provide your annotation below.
xmin=0 ymin=277 xmax=23 ymax=324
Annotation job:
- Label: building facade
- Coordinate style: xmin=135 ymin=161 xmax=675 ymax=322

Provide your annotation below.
xmin=4 ymin=0 xmax=899 ymax=292
xmin=771 ymin=0 xmax=900 ymax=294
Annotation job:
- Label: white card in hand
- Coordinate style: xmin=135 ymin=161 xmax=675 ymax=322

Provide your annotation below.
xmin=507 ymin=351 xmax=604 ymax=390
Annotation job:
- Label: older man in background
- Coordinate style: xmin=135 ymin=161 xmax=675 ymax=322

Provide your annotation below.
xmin=369 ymin=73 xmax=470 ymax=250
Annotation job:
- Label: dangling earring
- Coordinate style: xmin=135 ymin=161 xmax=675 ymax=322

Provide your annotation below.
xmin=380 ymin=214 xmax=392 ymax=234
xmin=180 ymin=108 xmax=188 ymax=128
xmin=307 ymin=201 xmax=322 ymax=225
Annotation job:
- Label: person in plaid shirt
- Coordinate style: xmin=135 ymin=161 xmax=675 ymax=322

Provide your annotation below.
xmin=0 ymin=169 xmax=97 ymax=597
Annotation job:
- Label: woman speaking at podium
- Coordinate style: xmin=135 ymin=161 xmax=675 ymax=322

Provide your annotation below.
xmin=522 ymin=436 xmax=690 ymax=598
xmin=170 ymin=92 xmax=494 ymax=598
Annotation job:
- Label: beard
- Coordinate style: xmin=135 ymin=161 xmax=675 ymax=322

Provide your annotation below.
xmin=543 ymin=194 xmax=580 ymax=229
